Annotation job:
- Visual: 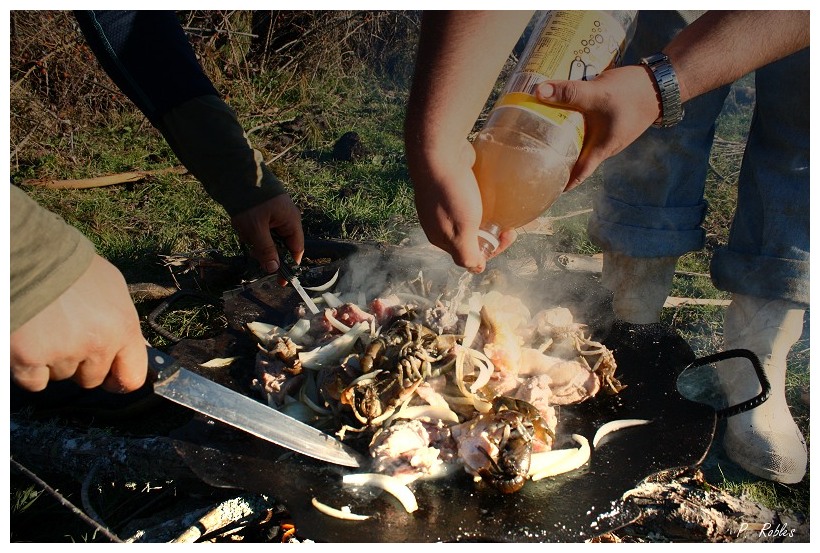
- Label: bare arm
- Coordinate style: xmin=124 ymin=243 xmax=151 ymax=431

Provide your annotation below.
xmin=405 ymin=11 xmax=534 ymax=272
xmin=667 ymin=10 xmax=809 ymax=103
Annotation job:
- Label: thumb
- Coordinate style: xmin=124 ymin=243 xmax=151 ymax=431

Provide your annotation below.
xmin=248 ymin=228 xmax=281 ymax=273
xmin=535 ymin=81 xmax=591 ymax=111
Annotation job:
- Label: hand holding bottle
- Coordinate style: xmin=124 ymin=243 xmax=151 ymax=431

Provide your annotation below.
xmin=408 ymin=138 xmax=518 ymax=273
xmin=534 ymin=64 xmax=662 ymax=190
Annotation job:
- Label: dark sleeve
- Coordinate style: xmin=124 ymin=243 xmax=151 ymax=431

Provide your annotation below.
xmin=74 ymin=10 xmax=287 ymax=215
xmin=74 ymin=10 xmax=219 ymax=124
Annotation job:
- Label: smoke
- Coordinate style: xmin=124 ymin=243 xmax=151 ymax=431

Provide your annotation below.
xmin=329 ymin=223 xmax=613 ymax=339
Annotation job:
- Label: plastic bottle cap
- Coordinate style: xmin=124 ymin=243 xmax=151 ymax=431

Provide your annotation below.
xmin=477 ymin=229 xmax=500 ymax=252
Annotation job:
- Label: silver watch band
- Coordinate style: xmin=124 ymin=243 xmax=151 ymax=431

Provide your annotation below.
xmin=640 ymin=52 xmax=684 ymax=128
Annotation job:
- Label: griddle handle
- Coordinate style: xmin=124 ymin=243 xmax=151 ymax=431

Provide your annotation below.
xmin=683 ymin=348 xmax=770 ymax=419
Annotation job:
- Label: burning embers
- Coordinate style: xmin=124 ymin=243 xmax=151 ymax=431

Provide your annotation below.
xmin=247 ymin=270 xmax=624 ymax=495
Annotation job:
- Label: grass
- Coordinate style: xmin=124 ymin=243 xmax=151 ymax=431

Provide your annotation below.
xmin=9 ymin=12 xmax=808 ymax=541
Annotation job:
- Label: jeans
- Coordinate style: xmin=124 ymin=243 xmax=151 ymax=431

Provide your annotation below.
xmin=588 ymin=11 xmax=810 ymax=307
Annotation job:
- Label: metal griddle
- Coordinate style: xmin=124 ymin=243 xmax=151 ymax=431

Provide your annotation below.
xmin=161 ymin=239 xmax=720 ymax=542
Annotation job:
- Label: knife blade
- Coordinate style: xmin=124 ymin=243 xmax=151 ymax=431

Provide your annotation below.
xmin=278 ymin=264 xmax=321 ymax=315
xmin=147 ymin=346 xmax=363 ymax=467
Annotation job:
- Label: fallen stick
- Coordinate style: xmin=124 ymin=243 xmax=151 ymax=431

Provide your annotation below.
xmin=663 ymin=297 xmax=731 ymax=308
xmin=22 ymin=165 xmax=187 ymax=189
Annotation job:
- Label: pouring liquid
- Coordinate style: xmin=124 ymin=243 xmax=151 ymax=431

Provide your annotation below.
xmin=473 ymin=122 xmax=573 ymax=255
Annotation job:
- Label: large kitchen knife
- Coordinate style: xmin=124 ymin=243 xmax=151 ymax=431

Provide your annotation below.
xmin=147 ymin=346 xmax=363 ymax=467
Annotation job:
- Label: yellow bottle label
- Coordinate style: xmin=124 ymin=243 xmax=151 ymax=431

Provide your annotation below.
xmin=494 ymin=92 xmax=584 ymax=153
xmin=489 ymin=11 xmax=630 ymax=157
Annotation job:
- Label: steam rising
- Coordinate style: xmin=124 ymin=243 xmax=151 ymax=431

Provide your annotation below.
xmin=330 ymin=225 xmax=613 ymax=338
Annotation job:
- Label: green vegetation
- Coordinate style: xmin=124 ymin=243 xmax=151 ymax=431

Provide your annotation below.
xmin=9 ymin=11 xmax=808 ymax=541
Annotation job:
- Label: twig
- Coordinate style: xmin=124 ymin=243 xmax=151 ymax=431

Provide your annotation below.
xmin=549 ymin=208 xmax=593 ymax=221
xmin=22 ymin=166 xmax=187 ymax=189
xmin=11 ymin=456 xmax=124 ymax=543
xmin=12 ymin=124 xmax=38 ymax=160
xmin=265 ymin=137 xmax=306 ymax=165
xmin=172 ymin=494 xmax=273 ymax=543
xmin=663 ymin=297 xmax=731 ymax=308
xmin=182 ymin=26 xmax=257 ymax=39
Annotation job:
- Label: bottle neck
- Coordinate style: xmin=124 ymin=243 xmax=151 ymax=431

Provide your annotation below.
xmin=477 ymin=225 xmax=501 ymax=258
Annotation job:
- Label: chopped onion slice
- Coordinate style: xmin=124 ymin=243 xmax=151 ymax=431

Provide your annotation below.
xmin=298 ymin=321 xmax=370 ymax=369
xmin=342 ymin=473 xmax=419 ymax=513
xmin=529 ymin=434 xmax=590 ymax=481
xmin=465 ymin=347 xmax=494 ymax=393
xmin=286 ymin=318 xmax=311 ymax=342
xmin=461 ymin=292 xmax=483 ymax=349
xmin=390 ymin=404 xmax=459 ymax=424
xmin=304 ymin=269 xmax=340 ymax=292
xmin=592 ymin=419 xmax=651 ymax=448
xmin=528 ymin=448 xmax=580 ymax=477
xmin=198 ymin=356 xmax=239 ymax=368
xmin=324 ymin=308 xmax=352 ymax=333
xmin=247 ymin=321 xmax=285 ymax=348
xmin=322 ymin=292 xmax=344 ymax=308
xmin=311 ymin=497 xmax=370 ymax=521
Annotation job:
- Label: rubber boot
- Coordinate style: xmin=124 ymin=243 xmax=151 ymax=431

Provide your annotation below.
xmin=601 ymin=252 xmax=678 ymax=324
xmin=719 ymin=293 xmax=807 ymax=484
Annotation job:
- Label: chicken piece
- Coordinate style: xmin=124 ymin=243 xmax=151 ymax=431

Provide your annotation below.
xmin=251 ymin=349 xmax=305 ymax=407
xmin=370 ymin=294 xmax=416 ymax=327
xmin=540 ymin=359 xmax=600 ymax=405
xmin=369 ymin=419 xmax=444 ymax=484
xmin=334 ymin=303 xmax=375 ymax=326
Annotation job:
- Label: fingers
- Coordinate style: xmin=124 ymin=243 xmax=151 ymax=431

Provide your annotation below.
xmin=270 ymin=196 xmax=305 ymax=266
xmin=103 ymin=340 xmax=148 ymax=393
xmin=10 ymin=364 xmax=50 ymax=392
xmin=535 ymin=81 xmax=584 ymax=110
xmin=231 ymin=194 xmax=305 ymax=272
xmin=250 ymin=229 xmax=281 ymax=273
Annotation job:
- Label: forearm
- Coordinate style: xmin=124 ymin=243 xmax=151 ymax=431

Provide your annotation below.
xmin=667 ymin=10 xmax=809 ymax=103
xmin=159 ymin=95 xmax=286 ymax=216
xmin=76 ymin=11 xmax=286 ymax=216
xmin=405 ymin=11 xmax=533 ymax=161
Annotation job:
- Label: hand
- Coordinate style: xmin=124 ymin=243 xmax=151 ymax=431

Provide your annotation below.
xmin=408 ymin=139 xmax=516 ymax=273
xmin=10 ymin=255 xmax=148 ymax=393
xmin=535 ymin=64 xmax=662 ymax=190
xmin=230 ymin=193 xmax=305 ymax=272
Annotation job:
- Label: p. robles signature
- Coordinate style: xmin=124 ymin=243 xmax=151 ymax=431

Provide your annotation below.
xmin=738 ymin=522 xmax=797 ymax=539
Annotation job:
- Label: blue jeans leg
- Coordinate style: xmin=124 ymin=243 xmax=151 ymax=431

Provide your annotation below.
xmin=710 ymin=48 xmax=810 ymax=307
xmin=589 ymin=84 xmax=730 ymax=258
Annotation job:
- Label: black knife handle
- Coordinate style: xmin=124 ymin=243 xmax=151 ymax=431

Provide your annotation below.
xmin=146 ymin=346 xmax=182 ymax=383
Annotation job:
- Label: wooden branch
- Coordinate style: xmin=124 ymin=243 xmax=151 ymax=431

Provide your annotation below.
xmin=22 ymin=166 xmax=187 ymax=189
xmin=663 ymin=297 xmax=731 ymax=308
xmin=608 ymin=470 xmax=809 ymax=543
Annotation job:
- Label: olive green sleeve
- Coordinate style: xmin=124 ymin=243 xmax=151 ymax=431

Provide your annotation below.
xmin=158 ymin=95 xmax=287 ymax=216
xmin=10 ymin=186 xmax=97 ymax=332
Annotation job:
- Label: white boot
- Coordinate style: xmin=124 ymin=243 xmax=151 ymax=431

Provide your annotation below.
xmin=602 ymin=252 xmax=678 ymax=324
xmin=719 ymin=293 xmax=807 ymax=484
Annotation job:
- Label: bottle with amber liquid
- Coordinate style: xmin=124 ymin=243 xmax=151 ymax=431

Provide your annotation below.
xmin=474 ymin=10 xmax=637 ymax=255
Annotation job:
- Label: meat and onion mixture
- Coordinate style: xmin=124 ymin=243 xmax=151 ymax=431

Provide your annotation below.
xmin=247 ymin=271 xmax=623 ymax=494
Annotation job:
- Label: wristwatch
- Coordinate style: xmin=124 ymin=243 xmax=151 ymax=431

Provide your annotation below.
xmin=640 ymin=52 xmax=684 ymax=128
